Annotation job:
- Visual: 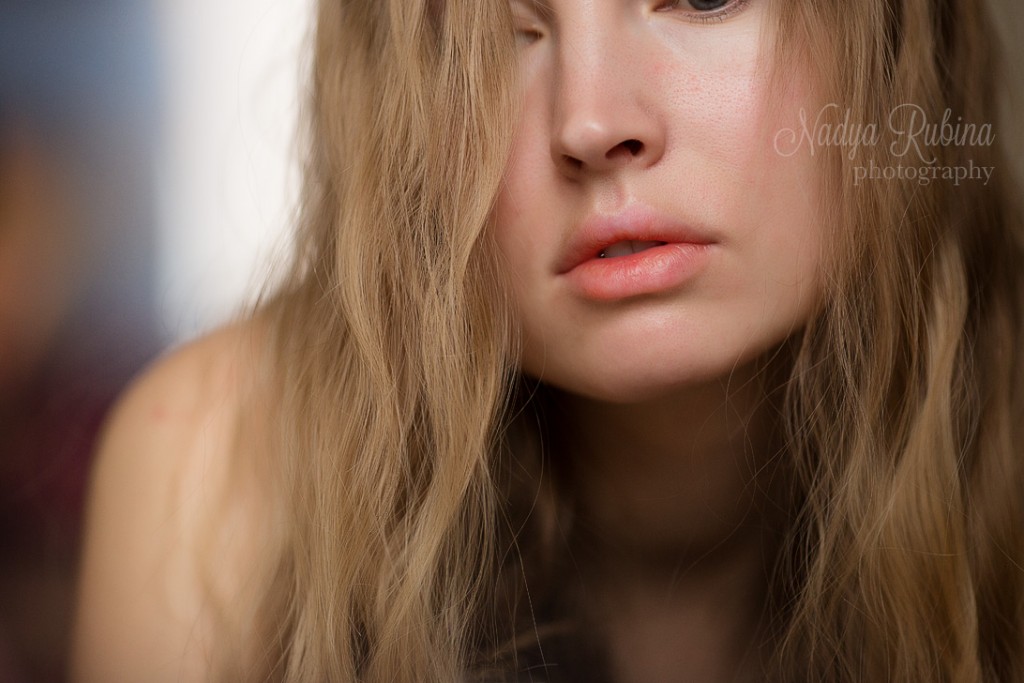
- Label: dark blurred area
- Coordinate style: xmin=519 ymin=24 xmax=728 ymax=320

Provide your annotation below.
xmin=0 ymin=0 xmax=164 ymax=680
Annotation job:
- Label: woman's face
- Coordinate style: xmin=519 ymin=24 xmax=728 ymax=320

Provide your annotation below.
xmin=493 ymin=0 xmax=822 ymax=403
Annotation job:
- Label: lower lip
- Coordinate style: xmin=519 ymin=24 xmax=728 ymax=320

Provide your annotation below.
xmin=562 ymin=242 xmax=714 ymax=301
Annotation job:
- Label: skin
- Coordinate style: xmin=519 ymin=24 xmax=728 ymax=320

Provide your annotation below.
xmin=70 ymin=325 xmax=269 ymax=682
xmin=493 ymin=0 xmax=822 ymax=680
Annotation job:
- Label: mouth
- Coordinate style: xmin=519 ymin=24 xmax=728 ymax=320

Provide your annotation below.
xmin=556 ymin=205 xmax=717 ymax=301
xmin=556 ymin=204 xmax=717 ymax=276
xmin=598 ymin=240 xmax=667 ymax=259
xmin=561 ymin=240 xmax=713 ymax=301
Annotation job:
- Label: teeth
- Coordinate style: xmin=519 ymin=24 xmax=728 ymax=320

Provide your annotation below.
xmin=598 ymin=240 xmax=665 ymax=259
xmin=601 ymin=241 xmax=636 ymax=258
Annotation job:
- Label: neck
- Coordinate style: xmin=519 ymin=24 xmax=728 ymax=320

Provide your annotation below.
xmin=544 ymin=359 xmax=789 ymax=682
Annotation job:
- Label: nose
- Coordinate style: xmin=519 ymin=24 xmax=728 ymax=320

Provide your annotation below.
xmin=550 ymin=26 xmax=665 ymax=176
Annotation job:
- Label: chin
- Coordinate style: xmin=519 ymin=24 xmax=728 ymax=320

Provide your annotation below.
xmin=522 ymin=320 xmax=807 ymax=405
xmin=526 ymin=353 xmax=749 ymax=405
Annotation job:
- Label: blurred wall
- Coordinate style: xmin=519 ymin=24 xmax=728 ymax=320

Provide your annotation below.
xmin=1 ymin=1 xmax=164 ymax=681
xmin=1 ymin=0 xmax=162 ymax=368
xmin=156 ymin=0 xmax=311 ymax=342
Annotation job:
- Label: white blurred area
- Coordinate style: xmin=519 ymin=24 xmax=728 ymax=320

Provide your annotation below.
xmin=156 ymin=0 xmax=313 ymax=342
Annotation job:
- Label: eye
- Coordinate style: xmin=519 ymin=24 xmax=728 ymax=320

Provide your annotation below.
xmin=654 ymin=0 xmax=751 ymax=23
xmin=514 ymin=25 xmax=544 ymax=47
xmin=510 ymin=0 xmax=547 ymax=47
xmin=685 ymin=0 xmax=730 ymax=8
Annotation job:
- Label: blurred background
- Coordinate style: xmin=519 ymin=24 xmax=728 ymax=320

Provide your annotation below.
xmin=0 ymin=0 xmax=309 ymax=679
xmin=0 ymin=0 xmax=1020 ymax=681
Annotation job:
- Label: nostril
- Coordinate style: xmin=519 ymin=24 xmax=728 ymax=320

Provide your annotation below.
xmin=622 ymin=139 xmax=643 ymax=155
xmin=608 ymin=139 xmax=644 ymax=159
xmin=555 ymin=138 xmax=647 ymax=172
xmin=562 ymin=154 xmax=584 ymax=170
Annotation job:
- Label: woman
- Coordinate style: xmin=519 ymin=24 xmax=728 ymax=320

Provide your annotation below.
xmin=71 ymin=0 xmax=1024 ymax=681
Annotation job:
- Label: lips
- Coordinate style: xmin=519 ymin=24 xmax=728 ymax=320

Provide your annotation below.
xmin=556 ymin=205 xmax=717 ymax=275
xmin=552 ymin=205 xmax=717 ymax=301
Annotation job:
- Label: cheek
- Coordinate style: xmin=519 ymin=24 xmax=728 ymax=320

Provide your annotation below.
xmin=493 ymin=146 xmax=544 ymax=298
xmin=653 ymin=22 xmax=766 ymax=158
xmin=665 ymin=56 xmax=823 ymax=308
xmin=492 ymin=103 xmax=562 ymax=304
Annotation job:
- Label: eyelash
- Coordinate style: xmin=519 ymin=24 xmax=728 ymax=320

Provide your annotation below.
xmin=514 ymin=26 xmax=543 ymax=45
xmin=654 ymin=0 xmax=751 ymax=24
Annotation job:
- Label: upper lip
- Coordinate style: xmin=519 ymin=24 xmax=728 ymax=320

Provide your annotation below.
xmin=556 ymin=204 xmax=718 ymax=274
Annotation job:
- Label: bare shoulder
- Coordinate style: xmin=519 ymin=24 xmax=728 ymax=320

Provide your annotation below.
xmin=71 ymin=320 xmax=277 ymax=683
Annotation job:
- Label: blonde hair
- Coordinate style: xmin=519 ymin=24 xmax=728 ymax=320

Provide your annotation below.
xmin=207 ymin=0 xmax=1024 ymax=680
xmin=772 ymin=1 xmax=1024 ymax=680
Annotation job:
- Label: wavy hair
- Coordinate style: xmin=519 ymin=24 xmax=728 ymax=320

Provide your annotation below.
xmin=770 ymin=1 xmax=1024 ymax=680
xmin=203 ymin=0 xmax=1024 ymax=680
